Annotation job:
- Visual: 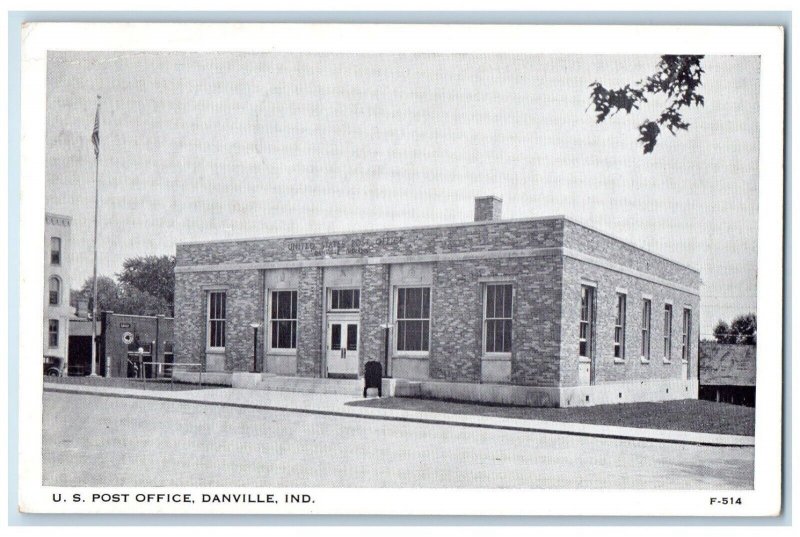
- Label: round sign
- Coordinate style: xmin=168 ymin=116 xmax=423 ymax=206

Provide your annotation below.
xmin=122 ymin=332 xmax=134 ymax=345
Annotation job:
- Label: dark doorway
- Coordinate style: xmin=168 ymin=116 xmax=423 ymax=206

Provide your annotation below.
xmin=67 ymin=335 xmax=92 ymax=376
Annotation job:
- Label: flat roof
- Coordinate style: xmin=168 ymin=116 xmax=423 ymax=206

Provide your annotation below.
xmin=176 ymin=214 xmax=699 ymax=274
xmin=176 ymin=214 xmax=566 ymax=246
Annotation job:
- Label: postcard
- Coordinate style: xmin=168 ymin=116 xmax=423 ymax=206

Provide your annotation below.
xmin=18 ymin=22 xmax=784 ymax=516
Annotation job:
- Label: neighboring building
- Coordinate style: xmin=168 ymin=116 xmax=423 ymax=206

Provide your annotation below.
xmin=69 ymin=309 xmax=174 ymax=378
xmin=174 ymin=196 xmax=701 ymax=407
xmin=699 ymin=341 xmax=756 ymax=406
xmin=44 ymin=213 xmax=72 ymax=373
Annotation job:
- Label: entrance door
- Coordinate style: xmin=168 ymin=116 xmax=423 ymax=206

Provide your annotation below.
xmin=327 ymin=319 xmax=359 ymax=377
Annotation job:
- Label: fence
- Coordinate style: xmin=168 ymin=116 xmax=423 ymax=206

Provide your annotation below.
xmin=125 ymin=354 xmax=203 ymax=389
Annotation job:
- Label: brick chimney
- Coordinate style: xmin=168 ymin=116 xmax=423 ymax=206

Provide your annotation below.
xmin=474 ymin=195 xmax=503 ymax=222
xmin=76 ymin=298 xmax=89 ymax=319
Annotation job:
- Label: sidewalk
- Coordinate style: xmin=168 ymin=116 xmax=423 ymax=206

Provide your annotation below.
xmin=43 ymin=383 xmax=755 ymax=447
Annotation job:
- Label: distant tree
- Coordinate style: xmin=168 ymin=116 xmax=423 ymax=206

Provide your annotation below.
xmin=76 ymin=275 xmax=122 ymax=316
xmin=730 ymin=313 xmax=757 ymax=345
xmin=588 ymin=55 xmax=705 ymax=153
xmin=116 ymin=255 xmax=175 ymax=315
xmin=713 ymin=314 xmax=757 ymax=345
xmin=116 ymin=284 xmax=171 ymax=316
xmin=713 ymin=320 xmax=736 ymax=344
xmin=69 ymin=288 xmax=84 ymax=309
xmin=76 ymin=273 xmax=171 ymax=317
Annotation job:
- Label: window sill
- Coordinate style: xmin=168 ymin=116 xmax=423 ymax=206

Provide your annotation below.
xmin=268 ymin=349 xmax=297 ymax=356
xmin=206 ymin=348 xmax=225 ymax=354
xmin=578 ymin=356 xmax=591 ymax=364
xmin=393 ymin=354 xmax=430 ymax=360
xmin=640 ymin=357 xmax=651 ymax=364
xmin=663 ymin=359 xmax=672 ymax=364
xmin=613 ymin=358 xmax=625 ymax=364
xmin=681 ymin=359 xmax=689 ymax=364
xmin=482 ymin=353 xmax=512 ymax=361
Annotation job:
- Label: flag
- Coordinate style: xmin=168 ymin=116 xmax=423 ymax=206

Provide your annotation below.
xmin=91 ymin=97 xmax=100 ymax=158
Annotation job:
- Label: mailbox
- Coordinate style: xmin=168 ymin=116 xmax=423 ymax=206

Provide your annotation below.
xmin=363 ymin=360 xmax=383 ymax=398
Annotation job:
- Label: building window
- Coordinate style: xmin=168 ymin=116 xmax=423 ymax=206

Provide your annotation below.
xmin=663 ymin=304 xmax=673 ymax=361
xmin=49 ymin=277 xmax=61 ymax=305
xmin=682 ymin=308 xmax=692 ymax=362
xmin=207 ymin=291 xmax=226 ymax=349
xmin=50 ymin=237 xmax=61 ymax=265
xmin=396 ymin=287 xmax=431 ymax=352
xmin=270 ymin=290 xmax=298 ymax=350
xmin=329 ymin=288 xmax=360 ymax=311
xmin=48 ymin=319 xmax=59 ymax=348
xmin=614 ymin=293 xmax=626 ymax=359
xmin=484 ymin=284 xmax=513 ymax=354
xmin=641 ymin=298 xmax=652 ymax=361
xmin=579 ymin=285 xmax=595 ymax=358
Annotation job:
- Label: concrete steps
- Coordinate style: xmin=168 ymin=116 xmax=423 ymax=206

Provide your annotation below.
xmin=233 ymin=373 xmax=364 ymax=396
xmin=197 ymin=372 xmax=418 ymax=398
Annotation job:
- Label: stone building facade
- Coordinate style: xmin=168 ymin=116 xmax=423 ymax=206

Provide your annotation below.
xmin=174 ymin=197 xmax=700 ymax=406
xmin=44 ymin=213 xmax=72 ymax=370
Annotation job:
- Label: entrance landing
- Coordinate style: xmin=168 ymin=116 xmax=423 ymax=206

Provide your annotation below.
xmin=233 ymin=373 xmax=363 ymax=396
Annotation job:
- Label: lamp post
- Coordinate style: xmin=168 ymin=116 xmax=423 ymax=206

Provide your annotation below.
xmin=249 ymin=322 xmax=262 ymax=373
xmin=379 ymin=323 xmax=392 ymax=376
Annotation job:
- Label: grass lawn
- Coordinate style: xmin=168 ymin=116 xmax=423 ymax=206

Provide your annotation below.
xmin=346 ymin=397 xmax=755 ymax=436
xmin=44 ymin=375 xmax=224 ymax=391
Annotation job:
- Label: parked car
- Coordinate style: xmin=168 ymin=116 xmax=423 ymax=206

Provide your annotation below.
xmin=43 ymin=355 xmax=64 ymax=376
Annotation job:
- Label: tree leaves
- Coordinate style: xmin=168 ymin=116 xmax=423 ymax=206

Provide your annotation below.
xmin=72 ymin=255 xmax=176 ymax=317
xmin=589 ymin=55 xmax=705 ymax=154
xmin=637 ymin=121 xmax=660 ymax=154
xmin=588 ymin=82 xmax=647 ymax=123
xmin=75 ymin=275 xmax=172 ymax=317
xmin=713 ymin=314 xmax=757 ymax=345
xmin=117 ymin=255 xmax=176 ymax=314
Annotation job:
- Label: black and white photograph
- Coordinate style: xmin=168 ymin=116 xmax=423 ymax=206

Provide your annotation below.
xmin=17 ymin=22 xmax=784 ymax=516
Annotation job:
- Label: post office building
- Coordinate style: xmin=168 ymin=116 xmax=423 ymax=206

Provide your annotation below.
xmin=174 ymin=196 xmax=700 ymax=407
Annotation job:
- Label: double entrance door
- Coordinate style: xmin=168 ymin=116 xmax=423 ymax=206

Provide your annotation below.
xmin=326 ymin=315 xmax=359 ymax=378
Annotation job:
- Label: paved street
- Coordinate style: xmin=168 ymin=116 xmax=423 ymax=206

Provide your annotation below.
xmin=43 ymin=391 xmax=754 ymax=489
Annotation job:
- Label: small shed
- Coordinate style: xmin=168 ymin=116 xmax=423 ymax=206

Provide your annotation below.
xmin=698 ymin=342 xmax=756 ymax=406
xmin=100 ymin=312 xmax=174 ymax=378
xmin=67 ymin=311 xmax=174 ymax=378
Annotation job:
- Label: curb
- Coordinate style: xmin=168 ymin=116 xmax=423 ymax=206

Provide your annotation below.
xmin=44 ymin=386 xmax=755 ymax=448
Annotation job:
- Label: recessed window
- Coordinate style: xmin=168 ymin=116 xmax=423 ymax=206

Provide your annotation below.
xmin=579 ymin=285 xmax=595 ymax=358
xmin=329 ymin=288 xmax=360 ymax=311
xmin=48 ymin=319 xmax=59 ymax=348
xmin=641 ymin=298 xmax=652 ymax=361
xmin=270 ymin=290 xmax=298 ymax=350
xmin=614 ymin=293 xmax=626 ymax=359
xmin=663 ymin=304 xmax=673 ymax=361
xmin=49 ymin=277 xmax=61 ymax=306
xmin=396 ymin=287 xmax=430 ymax=352
xmin=681 ymin=308 xmax=692 ymax=361
xmin=484 ymin=284 xmax=513 ymax=353
xmin=50 ymin=237 xmax=61 ymax=265
xmin=207 ymin=291 xmax=226 ymax=349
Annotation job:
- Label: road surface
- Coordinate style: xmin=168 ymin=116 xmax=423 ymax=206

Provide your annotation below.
xmin=42 ymin=391 xmax=754 ymax=489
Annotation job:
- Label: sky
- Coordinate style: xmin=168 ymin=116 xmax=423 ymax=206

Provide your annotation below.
xmin=45 ymin=52 xmax=760 ymax=336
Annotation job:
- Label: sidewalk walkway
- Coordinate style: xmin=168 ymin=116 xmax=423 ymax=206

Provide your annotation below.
xmin=43 ymin=383 xmax=755 ymax=447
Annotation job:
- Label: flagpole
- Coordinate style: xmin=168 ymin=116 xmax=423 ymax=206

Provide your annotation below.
xmin=90 ymin=96 xmax=100 ymax=376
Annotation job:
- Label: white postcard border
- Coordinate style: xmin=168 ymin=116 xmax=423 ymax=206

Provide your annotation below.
xmin=18 ymin=22 xmax=785 ymax=516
